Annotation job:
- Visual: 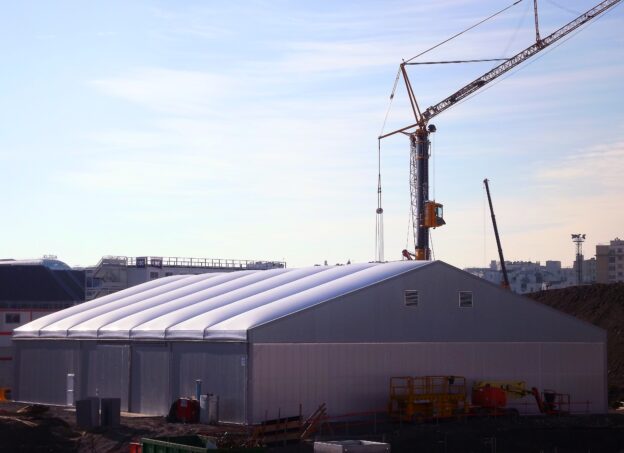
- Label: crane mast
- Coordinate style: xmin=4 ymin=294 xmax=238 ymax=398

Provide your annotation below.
xmin=380 ymin=0 xmax=622 ymax=261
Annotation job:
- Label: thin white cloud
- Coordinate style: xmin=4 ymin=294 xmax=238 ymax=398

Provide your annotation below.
xmin=91 ymin=68 xmax=234 ymax=115
xmin=535 ymin=140 xmax=624 ymax=191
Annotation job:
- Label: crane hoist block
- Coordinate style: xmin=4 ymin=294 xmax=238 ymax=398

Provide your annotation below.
xmin=424 ymin=201 xmax=445 ymax=228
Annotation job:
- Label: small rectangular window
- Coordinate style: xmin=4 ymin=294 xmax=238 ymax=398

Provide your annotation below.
xmin=404 ymin=290 xmax=419 ymax=306
xmin=165 ymin=272 xmax=173 ymax=277
xmin=5 ymin=313 xmax=20 ymax=324
xmin=149 ymin=271 xmax=159 ymax=279
xmin=459 ymin=291 xmax=473 ymax=308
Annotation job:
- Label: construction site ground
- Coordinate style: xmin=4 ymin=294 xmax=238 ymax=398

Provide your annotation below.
xmin=3 ymin=401 xmax=624 ymax=452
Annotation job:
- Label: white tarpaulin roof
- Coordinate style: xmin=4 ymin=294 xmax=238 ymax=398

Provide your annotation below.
xmin=14 ymin=261 xmax=430 ymax=341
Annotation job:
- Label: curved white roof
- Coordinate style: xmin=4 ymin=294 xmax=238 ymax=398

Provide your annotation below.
xmin=14 ymin=261 xmax=430 ymax=341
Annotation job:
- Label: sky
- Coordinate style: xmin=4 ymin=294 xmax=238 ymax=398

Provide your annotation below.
xmin=0 ymin=0 xmax=622 ymax=269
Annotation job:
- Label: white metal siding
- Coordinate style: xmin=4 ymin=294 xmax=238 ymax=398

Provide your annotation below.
xmin=250 ymin=342 xmax=606 ymax=423
xmin=15 ymin=341 xmax=81 ymax=405
xmin=172 ymin=342 xmax=247 ymax=423
xmin=250 ymin=262 xmax=605 ymax=343
xmin=130 ymin=343 xmax=171 ymax=414
xmin=84 ymin=343 xmax=130 ymax=411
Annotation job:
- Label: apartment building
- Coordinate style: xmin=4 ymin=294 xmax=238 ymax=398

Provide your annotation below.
xmin=596 ymin=238 xmax=624 ymax=283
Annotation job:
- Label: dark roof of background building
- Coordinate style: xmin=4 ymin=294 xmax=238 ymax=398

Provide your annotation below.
xmin=0 ymin=258 xmax=71 ymax=270
xmin=0 ymin=265 xmax=84 ymax=306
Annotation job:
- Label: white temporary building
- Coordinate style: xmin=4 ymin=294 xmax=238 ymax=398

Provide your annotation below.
xmin=13 ymin=261 xmax=606 ymax=423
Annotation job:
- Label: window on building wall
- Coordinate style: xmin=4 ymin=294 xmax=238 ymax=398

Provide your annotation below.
xmin=165 ymin=272 xmax=173 ymax=277
xmin=5 ymin=313 xmax=20 ymax=324
xmin=459 ymin=291 xmax=473 ymax=308
xmin=404 ymin=290 xmax=419 ymax=306
xmin=149 ymin=271 xmax=159 ymax=279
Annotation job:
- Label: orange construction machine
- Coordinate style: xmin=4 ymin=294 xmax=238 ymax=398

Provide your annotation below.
xmin=471 ymin=381 xmax=570 ymax=415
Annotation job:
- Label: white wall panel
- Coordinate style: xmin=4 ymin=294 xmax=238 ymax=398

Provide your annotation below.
xmin=172 ymin=342 xmax=247 ymax=423
xmin=250 ymin=342 xmax=606 ymax=423
xmin=83 ymin=343 xmax=130 ymax=411
xmin=14 ymin=340 xmax=80 ymax=405
xmin=130 ymin=343 xmax=170 ymax=415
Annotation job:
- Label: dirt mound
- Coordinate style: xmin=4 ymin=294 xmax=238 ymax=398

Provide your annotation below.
xmin=528 ymin=283 xmax=624 ymax=405
xmin=0 ymin=409 xmax=79 ymax=452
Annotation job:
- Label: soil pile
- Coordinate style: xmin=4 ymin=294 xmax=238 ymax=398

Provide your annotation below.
xmin=0 ymin=402 xmax=246 ymax=453
xmin=528 ymin=283 xmax=624 ymax=405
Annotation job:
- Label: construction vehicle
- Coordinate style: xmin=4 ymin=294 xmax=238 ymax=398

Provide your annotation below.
xmin=379 ymin=0 xmax=622 ymax=261
xmin=471 ymin=381 xmax=570 ymax=415
xmin=483 ymin=179 xmax=510 ymax=289
xmin=389 ymin=377 xmax=570 ymax=422
xmin=388 ymin=376 xmax=468 ymax=422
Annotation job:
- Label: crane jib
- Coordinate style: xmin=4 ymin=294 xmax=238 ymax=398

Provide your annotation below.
xmin=422 ymin=0 xmax=622 ymax=122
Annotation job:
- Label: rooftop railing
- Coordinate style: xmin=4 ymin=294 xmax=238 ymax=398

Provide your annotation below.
xmin=95 ymin=255 xmax=286 ymax=270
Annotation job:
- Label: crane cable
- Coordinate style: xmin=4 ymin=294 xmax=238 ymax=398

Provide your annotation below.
xmin=430 ymin=231 xmax=435 ymax=261
xmin=444 ymin=6 xmax=618 ymax=116
xmin=379 ymin=0 xmax=524 ymax=137
xmin=545 ymin=0 xmax=581 ymax=16
xmin=496 ymin=0 xmax=531 ymax=62
xmin=406 ymin=58 xmax=509 ymax=65
xmin=379 ymin=68 xmax=401 ymax=137
xmin=375 ymin=139 xmax=384 ymax=262
xmin=431 ymin=133 xmax=436 ymax=202
xmin=404 ymin=0 xmax=524 ymax=64
xmin=406 ymin=202 xmax=413 ymax=252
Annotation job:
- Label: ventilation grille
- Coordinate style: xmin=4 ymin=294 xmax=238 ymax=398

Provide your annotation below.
xmin=459 ymin=291 xmax=473 ymax=308
xmin=404 ymin=290 xmax=419 ymax=306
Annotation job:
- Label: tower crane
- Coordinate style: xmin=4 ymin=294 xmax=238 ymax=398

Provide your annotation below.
xmin=380 ymin=0 xmax=622 ymax=261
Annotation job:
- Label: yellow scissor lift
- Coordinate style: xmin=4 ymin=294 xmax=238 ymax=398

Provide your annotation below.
xmin=388 ymin=376 xmax=467 ymax=422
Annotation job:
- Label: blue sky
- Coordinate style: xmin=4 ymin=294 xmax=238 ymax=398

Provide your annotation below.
xmin=1 ymin=0 xmax=622 ymax=269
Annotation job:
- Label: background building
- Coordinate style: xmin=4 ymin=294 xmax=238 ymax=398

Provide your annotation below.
xmin=466 ymin=260 xmax=574 ymax=293
xmin=14 ymin=261 xmax=606 ymax=422
xmin=84 ymin=255 xmax=286 ymax=300
xmin=0 ymin=258 xmax=85 ymax=388
xmin=596 ymin=238 xmax=624 ymax=283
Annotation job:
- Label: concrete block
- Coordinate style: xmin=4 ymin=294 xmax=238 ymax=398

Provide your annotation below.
xmin=101 ymin=398 xmax=121 ymax=427
xmin=76 ymin=397 xmax=100 ymax=429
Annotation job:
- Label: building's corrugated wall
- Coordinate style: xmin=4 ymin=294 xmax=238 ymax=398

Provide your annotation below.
xmin=250 ymin=342 xmax=606 ymax=423
xmin=249 ymin=262 xmax=606 ymax=344
xmin=246 ymin=262 xmax=607 ymax=422
xmin=130 ymin=343 xmax=171 ymax=415
xmin=172 ymin=342 xmax=247 ymax=423
xmin=15 ymin=340 xmax=81 ymax=405
xmin=14 ymin=340 xmax=248 ymax=422
xmin=84 ymin=343 xmax=130 ymax=410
